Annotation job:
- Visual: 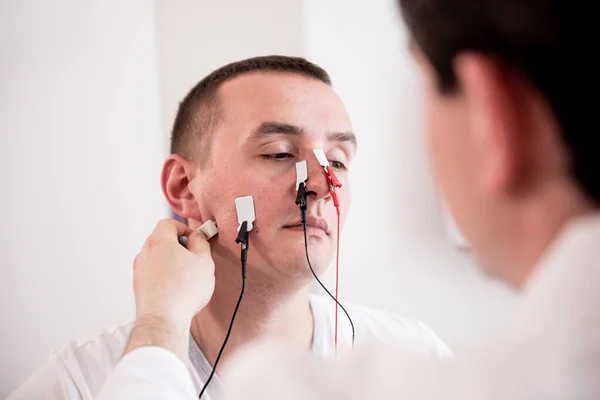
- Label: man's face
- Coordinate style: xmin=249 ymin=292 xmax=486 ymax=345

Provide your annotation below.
xmin=192 ymin=72 xmax=355 ymax=283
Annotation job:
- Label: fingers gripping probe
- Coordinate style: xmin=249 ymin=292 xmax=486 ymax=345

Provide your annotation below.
xmin=178 ymin=219 xmax=219 ymax=247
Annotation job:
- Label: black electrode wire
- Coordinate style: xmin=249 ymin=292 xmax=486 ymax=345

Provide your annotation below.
xmin=300 ymin=205 xmax=355 ymax=348
xmin=199 ymin=225 xmax=248 ymax=398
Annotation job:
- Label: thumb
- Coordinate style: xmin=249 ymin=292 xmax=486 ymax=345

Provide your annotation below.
xmin=185 ymin=229 xmax=211 ymax=256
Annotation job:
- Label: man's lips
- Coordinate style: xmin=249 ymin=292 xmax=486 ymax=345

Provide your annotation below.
xmin=284 ymin=215 xmax=330 ymax=236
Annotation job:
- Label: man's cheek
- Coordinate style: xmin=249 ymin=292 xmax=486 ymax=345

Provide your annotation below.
xmin=252 ymin=191 xmax=283 ymax=223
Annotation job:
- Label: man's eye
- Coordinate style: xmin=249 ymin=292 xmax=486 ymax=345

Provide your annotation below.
xmin=261 ymin=153 xmax=294 ymax=161
xmin=329 ymin=160 xmax=347 ymax=171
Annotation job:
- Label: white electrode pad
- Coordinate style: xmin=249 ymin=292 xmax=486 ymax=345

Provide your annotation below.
xmin=295 ymin=160 xmax=308 ymax=189
xmin=312 ymin=149 xmax=329 ymax=167
xmin=234 ymin=195 xmax=256 ymax=232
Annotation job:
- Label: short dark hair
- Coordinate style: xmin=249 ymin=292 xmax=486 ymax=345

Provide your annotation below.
xmin=397 ymin=0 xmax=599 ymax=204
xmin=170 ymin=55 xmax=332 ymax=167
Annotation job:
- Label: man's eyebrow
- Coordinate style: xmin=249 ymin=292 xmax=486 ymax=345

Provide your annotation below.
xmin=250 ymin=121 xmax=304 ymax=137
xmin=248 ymin=120 xmax=357 ymax=149
xmin=328 ymin=131 xmax=357 ymax=148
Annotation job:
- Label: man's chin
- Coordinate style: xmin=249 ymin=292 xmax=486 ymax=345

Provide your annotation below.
xmin=274 ymin=246 xmax=332 ymax=277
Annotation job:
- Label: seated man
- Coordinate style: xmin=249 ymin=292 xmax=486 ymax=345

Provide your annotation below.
xmin=7 ymin=55 xmax=451 ymax=400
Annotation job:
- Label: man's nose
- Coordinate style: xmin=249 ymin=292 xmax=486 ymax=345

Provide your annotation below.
xmin=304 ymin=155 xmax=331 ymax=202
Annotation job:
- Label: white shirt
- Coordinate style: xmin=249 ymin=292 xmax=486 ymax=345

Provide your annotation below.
xmin=7 ymin=293 xmax=452 ymax=399
xmin=88 ymin=213 xmax=600 ymax=400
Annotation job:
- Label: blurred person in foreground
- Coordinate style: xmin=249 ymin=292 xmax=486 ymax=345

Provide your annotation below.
xmin=224 ymin=0 xmax=600 ymax=398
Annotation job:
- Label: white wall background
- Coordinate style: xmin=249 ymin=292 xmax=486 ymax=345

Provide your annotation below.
xmin=0 ymin=0 xmax=165 ymax=396
xmin=155 ymin=0 xmax=304 ymax=150
xmin=0 ymin=0 xmax=519 ymax=397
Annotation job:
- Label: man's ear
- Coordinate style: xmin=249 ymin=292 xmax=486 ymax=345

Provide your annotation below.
xmin=161 ymin=154 xmax=202 ymax=221
xmin=454 ymin=53 xmax=529 ymax=196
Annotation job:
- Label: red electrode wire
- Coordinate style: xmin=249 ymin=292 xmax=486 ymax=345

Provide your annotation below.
xmin=299 ymin=161 xmax=354 ymax=353
xmin=327 ymin=166 xmax=343 ymax=351
xmin=304 ymin=163 xmax=353 ymax=352
xmin=335 ymin=206 xmax=341 ymax=350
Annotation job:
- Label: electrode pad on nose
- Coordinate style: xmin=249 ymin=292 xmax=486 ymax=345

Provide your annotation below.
xmin=295 ymin=160 xmax=308 ymax=189
xmin=312 ymin=148 xmax=329 ymax=168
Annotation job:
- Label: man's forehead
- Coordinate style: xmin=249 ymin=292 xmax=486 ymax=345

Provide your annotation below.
xmin=216 ymin=72 xmax=353 ymax=136
xmin=218 ymin=71 xmax=335 ymax=101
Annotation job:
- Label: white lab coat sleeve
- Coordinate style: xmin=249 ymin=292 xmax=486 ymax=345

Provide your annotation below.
xmin=96 ymin=346 xmax=197 ymax=400
xmin=6 ymin=361 xmax=73 ymax=400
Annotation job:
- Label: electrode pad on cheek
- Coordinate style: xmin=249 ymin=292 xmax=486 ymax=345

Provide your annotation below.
xmin=235 ymin=195 xmax=256 ymax=232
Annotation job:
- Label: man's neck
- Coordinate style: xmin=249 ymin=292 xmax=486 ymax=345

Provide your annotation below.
xmin=190 ymin=263 xmax=314 ymax=374
xmin=511 ymin=181 xmax=596 ymax=288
